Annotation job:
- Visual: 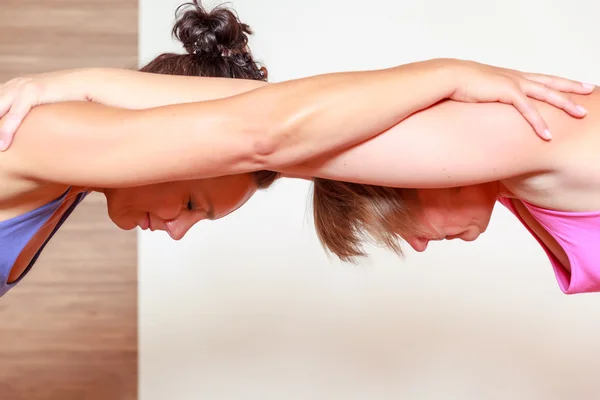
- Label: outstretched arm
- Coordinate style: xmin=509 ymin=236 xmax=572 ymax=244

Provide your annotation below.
xmin=0 ymin=59 xmax=592 ymax=189
xmin=1 ymin=61 xmax=454 ymax=187
xmin=0 ymin=58 xmax=593 ymax=153
xmin=282 ymin=90 xmax=598 ymax=188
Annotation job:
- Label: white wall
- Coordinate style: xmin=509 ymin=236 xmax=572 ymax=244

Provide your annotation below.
xmin=139 ymin=1 xmax=600 ymax=399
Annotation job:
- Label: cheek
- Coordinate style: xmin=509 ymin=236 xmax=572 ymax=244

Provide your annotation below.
xmin=205 ymin=176 xmax=257 ymax=219
xmin=222 ymin=187 xmax=256 ymax=217
xmin=106 ymin=185 xmax=181 ymax=216
xmin=419 ymin=208 xmax=472 ymax=236
xmin=105 ymin=189 xmax=139 ymax=213
xmin=442 ymin=205 xmax=493 ymax=238
xmin=419 ymin=208 xmax=448 ymax=232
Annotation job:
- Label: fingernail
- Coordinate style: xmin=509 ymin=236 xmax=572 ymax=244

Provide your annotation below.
xmin=583 ymin=83 xmax=595 ymax=90
xmin=577 ymin=105 xmax=588 ymax=115
xmin=0 ymin=139 xmax=5 ymax=151
xmin=543 ymin=129 xmax=552 ymax=140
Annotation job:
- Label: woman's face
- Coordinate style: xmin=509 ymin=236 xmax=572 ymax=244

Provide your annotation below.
xmin=403 ymin=183 xmax=499 ymax=252
xmin=102 ymin=173 xmax=258 ymax=240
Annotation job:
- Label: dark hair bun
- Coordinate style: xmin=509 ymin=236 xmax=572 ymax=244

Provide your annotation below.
xmin=173 ymin=1 xmax=252 ymax=58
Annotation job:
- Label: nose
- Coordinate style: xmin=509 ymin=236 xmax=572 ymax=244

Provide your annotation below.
xmin=164 ymin=213 xmax=203 ymax=240
xmin=409 ymin=237 xmax=430 ymax=252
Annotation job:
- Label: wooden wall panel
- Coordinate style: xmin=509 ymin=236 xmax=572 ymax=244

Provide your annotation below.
xmin=0 ymin=1 xmax=138 ymax=399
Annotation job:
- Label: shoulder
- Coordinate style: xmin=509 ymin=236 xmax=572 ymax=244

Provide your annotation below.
xmin=0 ymin=171 xmax=71 ymax=222
xmin=502 ymin=91 xmax=600 ymax=211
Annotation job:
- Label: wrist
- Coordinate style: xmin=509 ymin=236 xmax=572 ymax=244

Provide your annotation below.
xmin=385 ymin=58 xmax=458 ymax=114
xmin=427 ymin=58 xmax=472 ymax=98
xmin=65 ymin=68 xmax=101 ymax=102
xmin=421 ymin=58 xmax=460 ymax=98
xmin=51 ymin=68 xmax=105 ymax=103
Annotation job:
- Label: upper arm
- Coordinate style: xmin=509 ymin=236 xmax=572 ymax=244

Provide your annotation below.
xmin=283 ymin=99 xmax=563 ymax=188
xmin=0 ymin=100 xmax=266 ymax=188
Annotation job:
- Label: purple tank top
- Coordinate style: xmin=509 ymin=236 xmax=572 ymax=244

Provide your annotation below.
xmin=0 ymin=189 xmax=88 ymax=297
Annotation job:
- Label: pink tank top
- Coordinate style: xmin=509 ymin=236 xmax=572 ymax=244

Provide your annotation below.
xmin=498 ymin=197 xmax=600 ymax=294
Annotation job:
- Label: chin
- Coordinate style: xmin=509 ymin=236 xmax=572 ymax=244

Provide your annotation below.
xmin=110 ymin=217 xmax=137 ymax=231
xmin=463 ymin=234 xmax=479 ymax=242
xmin=463 ymin=227 xmax=483 ymax=242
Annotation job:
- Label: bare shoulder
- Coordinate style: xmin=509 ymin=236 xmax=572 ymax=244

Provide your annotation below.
xmin=0 ymin=167 xmax=69 ymax=222
xmin=504 ymin=89 xmax=600 ymax=211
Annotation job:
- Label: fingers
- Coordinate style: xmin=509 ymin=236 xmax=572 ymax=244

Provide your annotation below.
xmin=0 ymin=109 xmax=27 ymax=151
xmin=0 ymin=128 xmax=10 ymax=151
xmin=0 ymin=81 xmax=20 ymax=121
xmin=508 ymin=93 xmax=552 ymax=140
xmin=0 ymin=79 xmax=39 ymax=151
xmin=465 ymin=63 xmax=591 ymax=141
xmin=0 ymin=92 xmax=17 ymax=151
xmin=493 ymin=79 xmax=551 ymax=140
xmin=520 ymin=79 xmax=587 ymax=118
xmin=0 ymin=80 xmax=21 ymax=150
xmin=0 ymin=115 xmax=16 ymax=151
xmin=508 ymin=76 xmax=589 ymax=141
xmin=0 ymin=101 xmax=29 ymax=153
xmin=0 ymin=92 xmax=13 ymax=120
xmin=523 ymin=72 xmax=595 ymax=94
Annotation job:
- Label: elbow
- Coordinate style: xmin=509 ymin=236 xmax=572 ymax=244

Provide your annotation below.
xmin=251 ymin=127 xmax=279 ymax=167
xmin=241 ymin=110 xmax=291 ymax=171
xmin=246 ymin=109 xmax=308 ymax=171
xmin=249 ymin=127 xmax=292 ymax=171
xmin=228 ymin=90 xmax=311 ymax=172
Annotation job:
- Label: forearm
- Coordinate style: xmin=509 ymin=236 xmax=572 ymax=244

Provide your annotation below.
xmin=41 ymin=67 xmax=268 ymax=109
xmin=99 ymin=59 xmax=456 ymax=173
xmin=6 ymin=59 xmax=460 ymax=187
xmin=60 ymin=60 xmax=457 ymax=174
xmin=223 ymin=58 xmax=456 ymax=168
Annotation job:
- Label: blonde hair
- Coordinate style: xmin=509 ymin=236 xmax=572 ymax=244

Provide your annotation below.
xmin=312 ymin=179 xmax=426 ymax=262
xmin=252 ymin=174 xmax=426 ymax=262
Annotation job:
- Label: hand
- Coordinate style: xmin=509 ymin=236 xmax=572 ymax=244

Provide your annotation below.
xmin=446 ymin=59 xmax=595 ymax=140
xmin=0 ymin=70 xmax=88 ymax=151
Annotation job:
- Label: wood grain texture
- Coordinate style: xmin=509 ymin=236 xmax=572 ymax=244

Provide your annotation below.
xmin=0 ymin=0 xmax=138 ymax=399
xmin=0 ymin=0 xmax=138 ymax=81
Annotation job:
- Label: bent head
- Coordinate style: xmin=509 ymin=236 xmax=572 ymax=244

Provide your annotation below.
xmin=104 ymin=174 xmax=256 ymax=239
xmin=104 ymin=170 xmax=278 ymax=240
xmin=313 ymin=180 xmax=501 ymax=260
xmin=402 ymin=184 xmax=499 ymax=252
xmin=101 ymin=1 xmax=279 ymax=239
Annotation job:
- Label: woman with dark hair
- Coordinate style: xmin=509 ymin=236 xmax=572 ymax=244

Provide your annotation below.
xmin=0 ymin=1 xmax=593 ymax=297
